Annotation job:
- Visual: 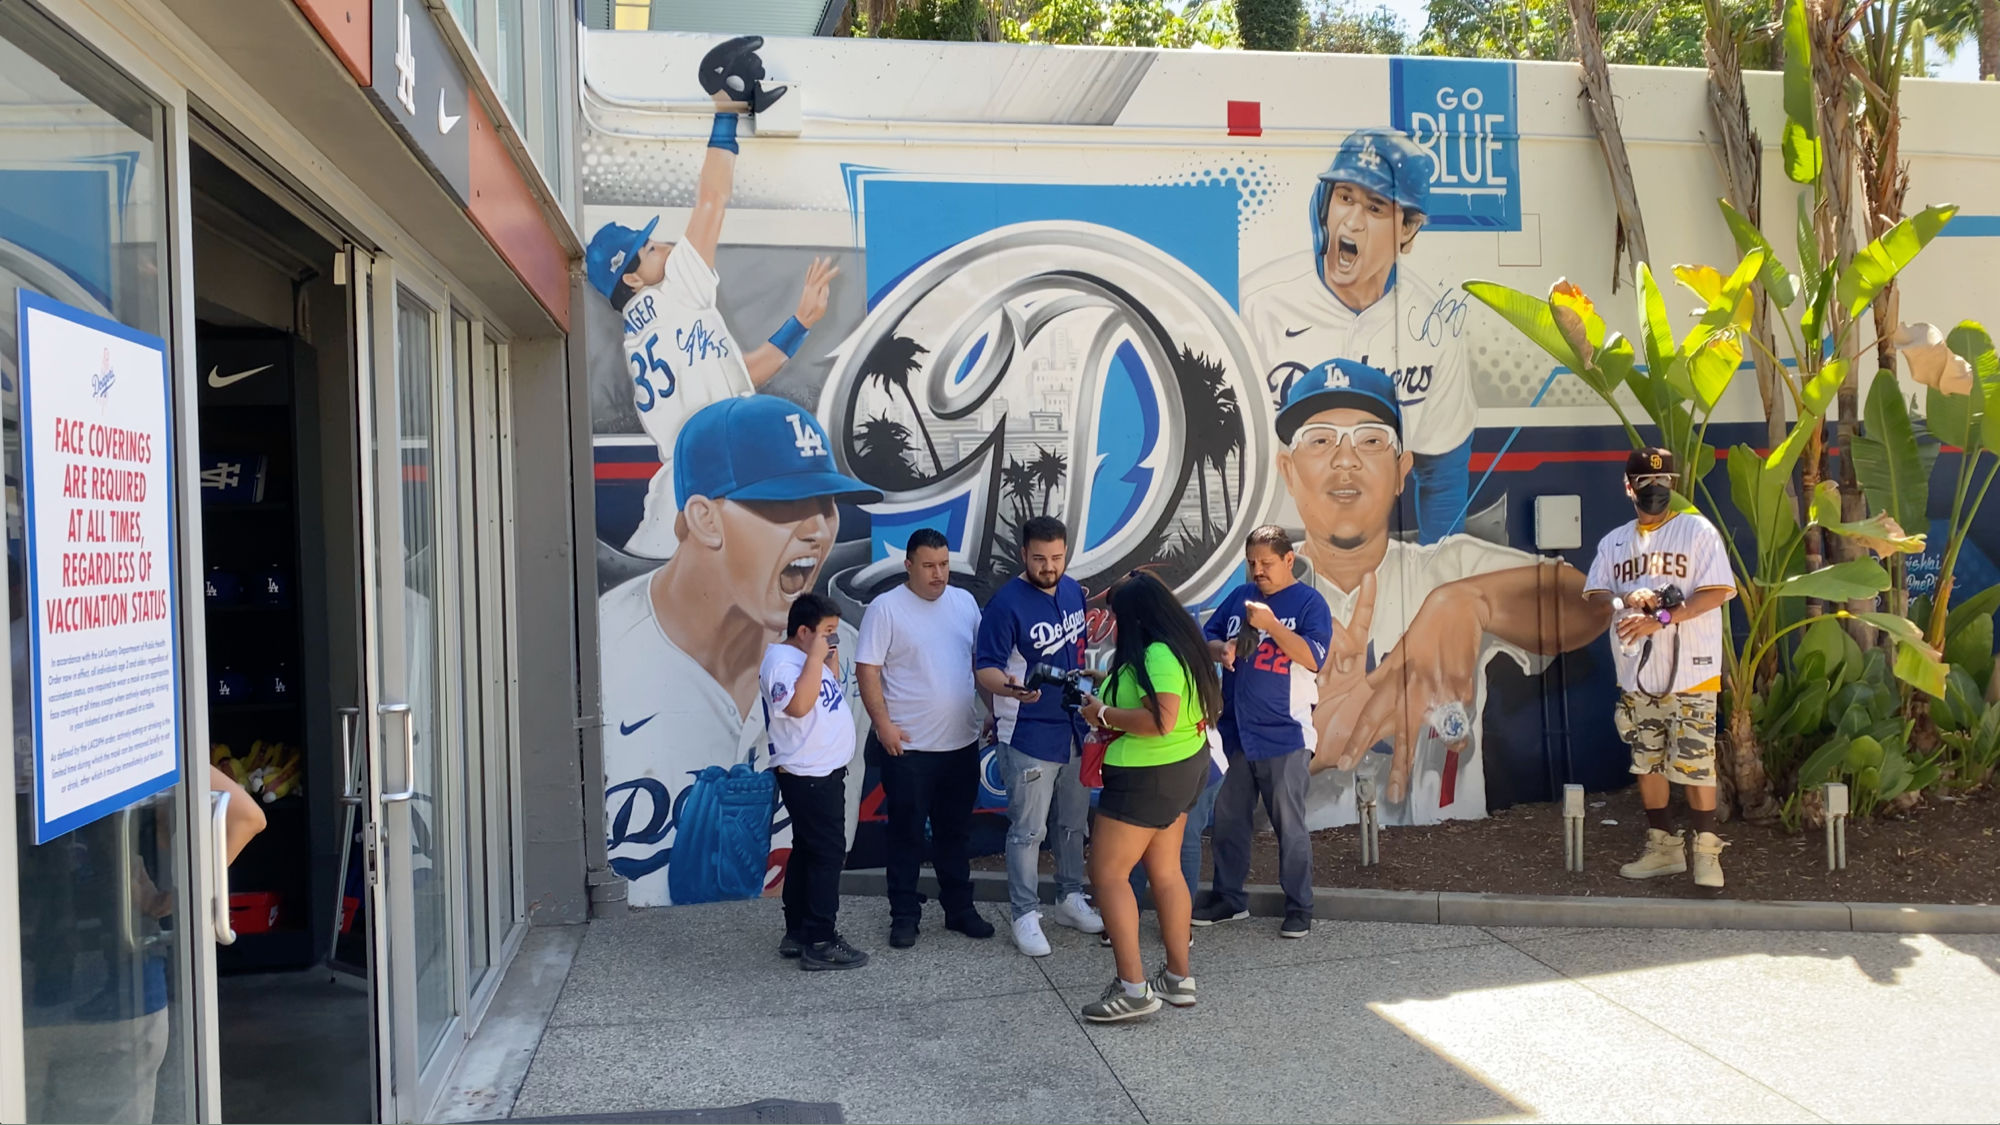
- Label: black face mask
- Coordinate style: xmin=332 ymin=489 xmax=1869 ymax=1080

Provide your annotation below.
xmin=1632 ymin=481 xmax=1673 ymax=516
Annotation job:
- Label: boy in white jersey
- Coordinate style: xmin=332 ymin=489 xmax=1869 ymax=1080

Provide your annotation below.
xmin=1583 ymin=448 xmax=1738 ymax=888
xmin=1242 ymin=127 xmax=1474 ymax=545
xmin=584 ymin=36 xmax=839 ymax=560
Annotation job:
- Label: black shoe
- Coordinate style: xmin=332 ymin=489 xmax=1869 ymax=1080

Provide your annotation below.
xmin=1280 ymin=912 xmax=1311 ymax=939
xmin=945 ymin=911 xmax=995 ymax=940
xmin=801 ymin=937 xmax=870 ymax=971
xmin=890 ymin=918 xmax=920 ymax=949
xmin=1191 ymin=899 xmax=1250 ymax=926
xmin=778 ymin=933 xmax=804 ymax=959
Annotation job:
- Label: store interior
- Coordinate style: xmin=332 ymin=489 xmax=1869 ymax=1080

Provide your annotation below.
xmin=190 ymin=132 xmax=373 ymax=1125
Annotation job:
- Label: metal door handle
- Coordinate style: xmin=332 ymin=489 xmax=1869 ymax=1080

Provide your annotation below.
xmin=211 ymin=790 xmax=238 ymax=945
xmin=337 ymin=705 xmax=364 ymax=806
xmin=379 ymin=702 xmax=416 ymax=803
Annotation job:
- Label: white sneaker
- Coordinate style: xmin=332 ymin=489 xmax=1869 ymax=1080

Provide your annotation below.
xmin=1691 ymin=831 xmax=1727 ymax=888
xmin=1618 ymin=828 xmax=1688 ymax=880
xmin=1048 ymin=891 xmax=1105 ymax=934
xmin=1012 ymin=911 xmax=1052 ymax=957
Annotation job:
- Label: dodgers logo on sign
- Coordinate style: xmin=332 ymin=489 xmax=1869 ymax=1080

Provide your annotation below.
xmin=1390 ymin=58 xmax=1521 ymax=232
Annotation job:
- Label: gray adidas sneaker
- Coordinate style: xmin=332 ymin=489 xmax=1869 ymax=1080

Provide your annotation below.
xmin=1081 ymin=979 xmax=1163 ymax=1023
xmin=1148 ymin=967 xmax=1197 ymax=1008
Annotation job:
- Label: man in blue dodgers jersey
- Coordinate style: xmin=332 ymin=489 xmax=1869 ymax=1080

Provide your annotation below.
xmin=583 ymin=35 xmax=839 ymax=561
xmin=1271 ymin=360 xmax=1610 ymax=827
xmin=599 ymin=395 xmax=879 ymax=908
xmin=974 ymin=515 xmax=1105 ymax=957
xmin=1241 ymin=127 xmax=1475 ymax=545
xmin=1196 ymin=525 xmax=1333 ymax=937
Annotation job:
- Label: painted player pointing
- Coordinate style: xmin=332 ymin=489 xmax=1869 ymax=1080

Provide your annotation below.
xmin=585 ymin=35 xmax=839 ymax=560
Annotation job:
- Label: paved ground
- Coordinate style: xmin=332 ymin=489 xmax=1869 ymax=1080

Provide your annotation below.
xmin=440 ymin=896 xmax=2000 ymax=1124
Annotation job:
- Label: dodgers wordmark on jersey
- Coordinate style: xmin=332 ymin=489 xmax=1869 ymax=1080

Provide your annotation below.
xmin=1300 ymin=535 xmax=1547 ymax=830
xmin=597 ymin=571 xmax=864 ymax=908
xmin=1241 ymin=254 xmax=1474 ymax=459
xmin=1584 ymin=512 xmax=1734 ymax=696
xmin=621 ymin=237 xmax=755 ymax=560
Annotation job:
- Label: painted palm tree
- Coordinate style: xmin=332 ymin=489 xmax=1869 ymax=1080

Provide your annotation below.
xmin=860 ymin=334 xmax=941 ymax=475
xmin=1002 ymin=458 xmax=1038 ymax=528
xmin=852 ymin=414 xmax=923 ymax=489
xmin=1168 ymin=346 xmax=1246 ymax=534
xmin=1029 ymin=445 xmax=1068 ymax=516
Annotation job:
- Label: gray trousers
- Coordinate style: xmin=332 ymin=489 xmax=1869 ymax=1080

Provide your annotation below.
xmin=1209 ymin=747 xmax=1315 ymax=916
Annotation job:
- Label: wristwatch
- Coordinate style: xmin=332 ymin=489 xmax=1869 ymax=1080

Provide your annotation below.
xmin=1655 ymin=608 xmax=1674 ymax=626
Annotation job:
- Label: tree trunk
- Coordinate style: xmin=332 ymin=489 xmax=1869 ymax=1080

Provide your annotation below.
xmin=1569 ymin=0 xmax=1651 ymax=289
xmin=1981 ymin=0 xmax=1999 ymax=79
xmin=1703 ymin=0 xmax=1783 ymax=451
xmin=1726 ymin=692 xmax=1782 ymax=822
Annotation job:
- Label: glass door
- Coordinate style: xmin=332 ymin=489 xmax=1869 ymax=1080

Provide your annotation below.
xmin=354 ymin=255 xmax=466 ymax=1122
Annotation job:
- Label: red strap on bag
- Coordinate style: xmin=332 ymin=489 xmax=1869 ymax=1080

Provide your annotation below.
xmin=1080 ymin=728 xmax=1111 ymax=789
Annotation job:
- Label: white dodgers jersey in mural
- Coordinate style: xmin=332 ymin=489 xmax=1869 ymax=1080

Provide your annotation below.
xmin=621 ymin=241 xmax=755 ymax=559
xmin=1240 ymin=254 xmax=1474 ymax=459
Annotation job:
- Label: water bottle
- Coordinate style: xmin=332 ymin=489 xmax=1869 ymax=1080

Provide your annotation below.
xmin=1611 ymin=596 xmax=1642 ymax=658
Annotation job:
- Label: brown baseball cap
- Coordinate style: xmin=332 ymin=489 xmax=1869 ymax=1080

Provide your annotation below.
xmin=1626 ymin=447 xmax=1675 ymax=477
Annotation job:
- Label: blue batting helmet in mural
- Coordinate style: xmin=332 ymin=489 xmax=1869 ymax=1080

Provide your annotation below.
xmin=1311 ymin=128 xmax=1435 ymax=262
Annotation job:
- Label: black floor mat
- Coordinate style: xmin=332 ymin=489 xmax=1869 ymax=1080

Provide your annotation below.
xmin=504 ymin=1100 xmax=845 ymax=1124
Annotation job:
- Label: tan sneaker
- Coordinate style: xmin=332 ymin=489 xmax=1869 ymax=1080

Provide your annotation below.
xmin=1691 ymin=831 xmax=1727 ymax=888
xmin=1618 ymin=828 xmax=1688 ymax=879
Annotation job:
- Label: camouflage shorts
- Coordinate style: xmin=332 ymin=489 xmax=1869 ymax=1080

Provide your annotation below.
xmin=1615 ymin=691 xmax=1718 ymax=786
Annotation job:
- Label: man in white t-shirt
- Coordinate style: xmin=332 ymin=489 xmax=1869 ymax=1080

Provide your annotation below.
xmin=1277 ymin=360 xmax=1611 ymax=827
xmin=1242 ymin=128 xmax=1476 ymax=545
xmin=855 ymin=528 xmax=996 ymax=950
xmin=583 ymin=36 xmax=838 ymax=560
xmin=599 ymin=396 xmax=878 ymax=909
xmin=760 ymin=592 xmax=868 ymax=971
xmin=1584 ymin=448 xmax=1738 ymax=888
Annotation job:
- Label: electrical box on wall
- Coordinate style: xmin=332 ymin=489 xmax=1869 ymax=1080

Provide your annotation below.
xmin=1535 ymin=495 xmax=1582 ymax=551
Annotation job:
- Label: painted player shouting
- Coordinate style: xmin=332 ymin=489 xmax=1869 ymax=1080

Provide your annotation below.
xmin=1242 ymin=127 xmax=1476 ymax=545
xmin=584 ymin=34 xmax=838 ymax=560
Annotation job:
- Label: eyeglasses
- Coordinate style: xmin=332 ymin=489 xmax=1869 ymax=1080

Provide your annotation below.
xmin=1290 ymin=421 xmax=1401 ymax=458
xmin=1627 ymin=473 xmax=1677 ymax=487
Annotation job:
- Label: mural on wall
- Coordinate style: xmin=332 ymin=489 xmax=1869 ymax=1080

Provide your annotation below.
xmin=581 ymin=33 xmax=1623 ymax=907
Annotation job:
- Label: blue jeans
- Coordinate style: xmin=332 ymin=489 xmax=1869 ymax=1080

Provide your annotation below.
xmin=1130 ymin=770 xmax=1221 ymax=904
xmin=1409 ymin=435 xmax=1474 ymax=544
xmin=1210 ymin=748 xmax=1315 ymax=917
xmin=997 ymin=741 xmax=1088 ymax=920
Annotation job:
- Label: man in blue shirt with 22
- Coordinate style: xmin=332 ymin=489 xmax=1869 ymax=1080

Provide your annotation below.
xmin=1198 ymin=525 xmax=1334 ymax=938
xmin=975 ymin=515 xmax=1106 ymax=957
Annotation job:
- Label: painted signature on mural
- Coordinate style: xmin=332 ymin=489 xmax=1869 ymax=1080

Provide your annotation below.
xmin=676 ymin=318 xmax=733 ymax=366
xmin=1410 ymin=289 xmax=1469 ymax=347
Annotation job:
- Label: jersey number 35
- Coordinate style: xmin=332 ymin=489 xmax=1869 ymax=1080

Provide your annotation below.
xmin=629 ymin=334 xmax=677 ymax=412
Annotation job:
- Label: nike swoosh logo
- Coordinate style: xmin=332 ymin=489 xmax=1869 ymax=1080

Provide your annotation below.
xmin=438 ymin=90 xmax=462 ymax=135
xmin=619 ymin=714 xmax=657 ymax=736
xmin=206 ymin=364 xmax=273 ymax=388
xmin=1283 ymin=327 xmax=1312 ymax=338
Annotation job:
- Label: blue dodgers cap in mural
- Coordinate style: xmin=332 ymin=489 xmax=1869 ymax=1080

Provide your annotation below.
xmin=584 ymin=216 xmax=659 ymax=303
xmin=1319 ymin=128 xmax=1434 ymax=217
xmin=1275 ymin=358 xmax=1402 ymax=443
xmin=673 ymin=394 xmax=884 ymax=508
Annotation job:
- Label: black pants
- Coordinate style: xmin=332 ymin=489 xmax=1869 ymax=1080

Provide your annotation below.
xmin=776 ymin=766 xmax=848 ymax=946
xmin=870 ymin=737 xmax=980 ymax=923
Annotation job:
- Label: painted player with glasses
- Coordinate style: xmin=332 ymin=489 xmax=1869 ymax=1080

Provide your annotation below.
xmin=1275 ymin=359 xmax=1609 ymax=828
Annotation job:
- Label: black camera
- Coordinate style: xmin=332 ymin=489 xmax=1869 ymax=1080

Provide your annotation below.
xmin=1025 ymin=662 xmax=1095 ymax=713
xmin=1655 ymin=584 xmax=1686 ymax=610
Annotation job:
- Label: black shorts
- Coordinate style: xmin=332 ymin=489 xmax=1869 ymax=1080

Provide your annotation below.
xmin=1096 ymin=749 xmax=1210 ymax=830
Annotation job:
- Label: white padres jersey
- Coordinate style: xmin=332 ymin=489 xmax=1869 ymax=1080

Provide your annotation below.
xmin=620 ymin=241 xmax=755 ymax=560
xmin=597 ymin=570 xmax=863 ymax=907
xmin=1241 ymin=253 xmax=1475 ymax=458
xmin=1302 ymin=535 xmax=1549 ymax=829
xmin=1584 ymin=513 xmax=1733 ymax=695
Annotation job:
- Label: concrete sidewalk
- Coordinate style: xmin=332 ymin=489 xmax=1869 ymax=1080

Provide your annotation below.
xmin=439 ymin=895 xmax=2000 ymax=1123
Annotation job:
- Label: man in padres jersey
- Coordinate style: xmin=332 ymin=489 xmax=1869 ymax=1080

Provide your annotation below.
xmin=584 ymin=35 xmax=838 ymax=561
xmin=1583 ymin=448 xmax=1738 ymax=888
xmin=599 ymin=395 xmax=879 ymax=908
xmin=1242 ymin=127 xmax=1476 ymax=545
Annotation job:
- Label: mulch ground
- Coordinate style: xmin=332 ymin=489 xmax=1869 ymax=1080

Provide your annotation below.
xmin=970 ymin=785 xmax=2000 ymax=905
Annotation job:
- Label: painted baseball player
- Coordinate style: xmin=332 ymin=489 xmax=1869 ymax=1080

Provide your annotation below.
xmin=1271 ymin=359 xmax=1609 ymax=826
xmin=1242 ymin=127 xmax=1475 ymax=545
xmin=585 ymin=35 xmax=838 ymax=560
xmin=600 ymin=395 xmax=879 ymax=908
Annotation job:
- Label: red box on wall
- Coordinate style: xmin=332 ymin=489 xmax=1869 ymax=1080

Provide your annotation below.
xmin=230 ymin=892 xmax=282 ymax=934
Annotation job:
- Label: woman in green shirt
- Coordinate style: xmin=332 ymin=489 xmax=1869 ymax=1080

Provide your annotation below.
xmin=1076 ymin=571 xmax=1223 ymax=1022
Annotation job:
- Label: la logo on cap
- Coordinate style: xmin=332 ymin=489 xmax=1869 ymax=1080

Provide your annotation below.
xmin=1328 ymin=368 xmax=1351 ymax=389
xmin=786 ymin=413 xmax=825 ymax=458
